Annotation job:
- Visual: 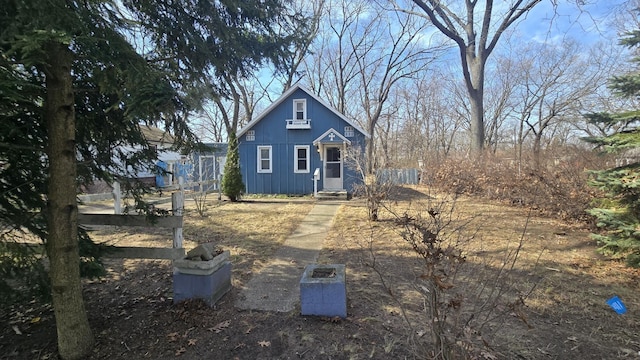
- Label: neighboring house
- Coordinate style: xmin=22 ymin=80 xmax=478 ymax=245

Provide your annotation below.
xmin=82 ymin=125 xmax=183 ymax=194
xmin=135 ymin=125 xmax=183 ymax=187
xmin=156 ymin=142 xmax=228 ymax=192
xmin=237 ymin=84 xmax=369 ymax=195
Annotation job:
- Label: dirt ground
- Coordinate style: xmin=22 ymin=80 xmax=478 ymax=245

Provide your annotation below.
xmin=1 ymin=186 xmax=639 ymax=359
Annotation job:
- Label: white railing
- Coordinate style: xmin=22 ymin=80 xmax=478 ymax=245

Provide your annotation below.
xmin=286 ymin=119 xmax=311 ymax=129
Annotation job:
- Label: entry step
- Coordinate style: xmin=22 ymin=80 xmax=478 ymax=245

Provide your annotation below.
xmin=315 ymin=190 xmax=348 ymax=200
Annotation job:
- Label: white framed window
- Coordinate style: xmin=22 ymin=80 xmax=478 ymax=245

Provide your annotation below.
xmin=294 ymin=145 xmax=310 ymax=173
xmin=257 ymin=146 xmax=272 ymax=173
xmin=246 ymin=130 xmax=255 ymax=141
xmin=344 ymin=126 xmax=354 ymax=137
xmin=293 ymin=99 xmax=307 ymax=120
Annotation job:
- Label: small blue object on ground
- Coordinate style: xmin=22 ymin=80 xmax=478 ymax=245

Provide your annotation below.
xmin=607 ymin=295 xmax=627 ymax=314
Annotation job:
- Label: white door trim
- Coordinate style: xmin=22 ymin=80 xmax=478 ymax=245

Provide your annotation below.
xmin=323 ymin=145 xmax=343 ymax=190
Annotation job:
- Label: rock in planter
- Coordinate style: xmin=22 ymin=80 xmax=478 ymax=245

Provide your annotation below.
xmin=185 ymin=242 xmax=219 ymax=261
xmin=173 ymin=248 xmax=231 ymax=306
xmin=300 ymin=264 xmax=346 ymax=318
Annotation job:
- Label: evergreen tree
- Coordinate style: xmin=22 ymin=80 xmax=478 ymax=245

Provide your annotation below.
xmin=1 ymin=0 xmax=303 ymax=358
xmin=222 ymin=131 xmax=244 ymax=202
xmin=1 ymin=1 xmax=194 ymax=357
xmin=585 ymin=29 xmax=640 ymax=267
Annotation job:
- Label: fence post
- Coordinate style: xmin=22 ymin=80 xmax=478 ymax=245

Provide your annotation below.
xmin=112 ymin=181 xmax=121 ymax=214
xmin=172 ymin=191 xmax=184 ymax=249
xmin=217 ymin=158 xmax=222 ymax=200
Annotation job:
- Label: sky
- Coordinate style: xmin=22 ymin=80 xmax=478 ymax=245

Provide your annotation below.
xmin=520 ymin=0 xmax=630 ymax=45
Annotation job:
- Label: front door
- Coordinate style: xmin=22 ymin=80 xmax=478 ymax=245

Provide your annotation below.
xmin=324 ymin=146 xmax=343 ymax=190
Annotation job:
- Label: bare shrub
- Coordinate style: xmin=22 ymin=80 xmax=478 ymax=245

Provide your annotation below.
xmin=427 ymin=150 xmax=606 ymax=223
xmin=357 ymin=193 xmax=540 ymax=359
xmin=192 ymin=190 xmax=208 ymax=217
xmin=346 ymin=147 xmax=394 ymax=221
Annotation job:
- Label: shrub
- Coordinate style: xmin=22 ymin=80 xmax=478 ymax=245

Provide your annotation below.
xmin=221 ymin=131 xmax=244 ymax=202
xmin=427 ymin=151 xmax=602 ymax=223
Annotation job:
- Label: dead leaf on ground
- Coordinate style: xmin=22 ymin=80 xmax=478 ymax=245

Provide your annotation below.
xmin=481 ymin=350 xmax=497 ymax=360
xmin=166 ymin=332 xmax=179 ymax=342
xmin=175 ymin=347 xmax=186 ymax=356
xmin=209 ymin=320 xmax=231 ymax=333
xmin=187 ymin=338 xmax=197 ymax=346
xmin=258 ymin=340 xmax=271 ymax=347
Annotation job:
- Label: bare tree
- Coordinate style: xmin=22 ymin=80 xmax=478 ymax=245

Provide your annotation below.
xmin=394 ymin=0 xmax=551 ymax=153
xmin=304 ymin=0 xmax=366 ymax=116
xmin=192 ymin=105 xmax=226 ymax=142
xmin=394 ymin=73 xmax=466 ymax=166
xmin=305 ymin=0 xmax=444 ymax=173
xmin=356 ymin=9 xmax=443 ymax=173
xmin=611 ymin=0 xmax=640 ymax=35
xmin=510 ymin=38 xmax=617 ymax=168
xmin=484 ymin=53 xmax=518 ymax=153
xmin=192 ymin=74 xmax=269 ymax=140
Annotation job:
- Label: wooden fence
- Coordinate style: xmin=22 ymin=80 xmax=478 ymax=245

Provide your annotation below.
xmin=80 ymin=191 xmax=185 ymax=260
xmin=78 ymin=178 xmax=219 ymax=212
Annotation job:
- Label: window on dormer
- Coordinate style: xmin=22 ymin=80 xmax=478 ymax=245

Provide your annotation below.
xmin=294 ymin=99 xmax=306 ymax=120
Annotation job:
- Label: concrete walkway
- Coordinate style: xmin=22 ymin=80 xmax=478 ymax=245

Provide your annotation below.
xmin=235 ymin=201 xmax=342 ymax=312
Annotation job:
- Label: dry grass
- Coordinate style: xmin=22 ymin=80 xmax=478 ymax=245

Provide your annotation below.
xmin=88 ymin=198 xmax=315 ymax=288
xmin=3 ymin=187 xmax=639 ymax=359
xmin=320 ymin=185 xmax=640 ymax=359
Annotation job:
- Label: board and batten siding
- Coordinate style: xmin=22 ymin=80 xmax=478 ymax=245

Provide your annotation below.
xmin=238 ymin=87 xmax=366 ymax=195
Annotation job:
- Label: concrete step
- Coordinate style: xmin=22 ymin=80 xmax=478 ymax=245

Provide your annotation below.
xmin=315 ymin=191 xmax=348 ymax=200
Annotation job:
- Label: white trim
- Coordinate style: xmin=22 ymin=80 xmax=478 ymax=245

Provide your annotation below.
xmin=313 ymin=128 xmax=351 ymax=146
xmin=238 ymin=84 xmax=370 ymax=138
xmin=257 ymin=146 xmax=272 ymax=173
xmin=294 ymin=145 xmax=310 ymax=173
xmin=323 ymin=145 xmax=344 ymax=190
xmin=293 ymin=99 xmax=307 ymax=120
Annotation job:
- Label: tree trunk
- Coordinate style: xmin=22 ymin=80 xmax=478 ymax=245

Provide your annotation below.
xmin=533 ymin=134 xmax=542 ymax=171
xmin=43 ymin=41 xmax=94 ymax=360
xmin=468 ymin=57 xmax=485 ymax=153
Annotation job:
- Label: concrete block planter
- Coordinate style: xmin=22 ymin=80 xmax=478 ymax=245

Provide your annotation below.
xmin=300 ymin=264 xmax=346 ymax=318
xmin=173 ymin=250 xmax=231 ymax=306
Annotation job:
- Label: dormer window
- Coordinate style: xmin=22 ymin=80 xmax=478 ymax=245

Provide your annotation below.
xmin=286 ymin=99 xmax=311 ymax=129
xmin=294 ymin=99 xmax=306 ymax=120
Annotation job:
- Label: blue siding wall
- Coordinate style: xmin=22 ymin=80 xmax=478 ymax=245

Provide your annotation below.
xmin=239 ymin=88 xmax=366 ymax=195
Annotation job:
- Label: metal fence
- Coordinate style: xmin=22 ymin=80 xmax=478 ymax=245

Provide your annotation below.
xmin=376 ymin=168 xmax=420 ymax=185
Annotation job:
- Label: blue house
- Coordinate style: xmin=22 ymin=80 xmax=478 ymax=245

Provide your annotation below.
xmin=237 ymin=84 xmax=369 ymax=195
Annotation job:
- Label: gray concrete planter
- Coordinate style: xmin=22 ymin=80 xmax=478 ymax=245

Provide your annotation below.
xmin=173 ymin=250 xmax=231 ymax=306
xmin=300 ymin=264 xmax=346 ymax=318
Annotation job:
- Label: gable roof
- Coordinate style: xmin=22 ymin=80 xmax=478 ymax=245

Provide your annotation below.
xmin=237 ymin=84 xmax=370 ymax=138
xmin=313 ymin=128 xmax=351 ymax=145
xmin=139 ymin=125 xmax=175 ymax=146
